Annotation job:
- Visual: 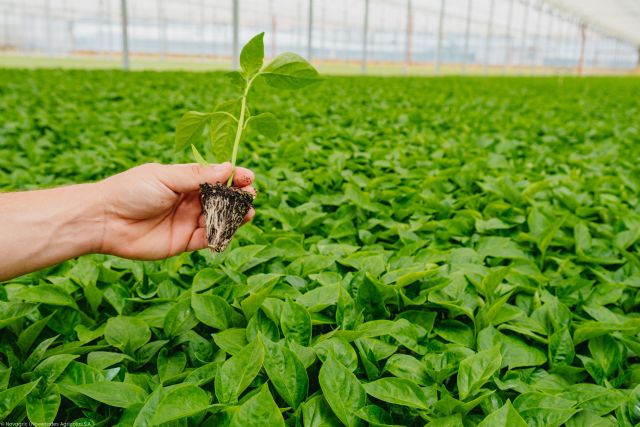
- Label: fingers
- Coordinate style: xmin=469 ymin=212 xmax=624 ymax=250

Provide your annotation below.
xmin=155 ymin=163 xmax=256 ymax=195
xmin=186 ymin=228 xmax=207 ymax=251
xmin=243 ymin=207 xmax=255 ymax=224
xmin=159 ymin=162 xmax=233 ymax=194
xmin=232 ymin=167 xmax=255 ymax=188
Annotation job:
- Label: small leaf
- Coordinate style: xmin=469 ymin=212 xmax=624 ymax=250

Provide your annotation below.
xmin=175 ymin=111 xmax=210 ymax=150
xmin=209 ymin=110 xmax=239 ymax=163
xmin=318 ymin=355 xmax=366 ymax=427
xmin=457 ymin=345 xmax=502 ymax=400
xmin=27 ymin=389 xmax=61 ymax=426
xmin=246 ymin=112 xmax=280 ymax=140
xmin=230 ymin=383 xmax=285 ymax=427
xmin=226 ymin=71 xmax=246 ymax=89
xmin=149 ymin=384 xmax=210 ymax=425
xmin=60 ymin=382 xmax=147 ymax=409
xmin=262 ymin=52 xmax=322 ymax=90
xmin=262 ymin=337 xmax=308 ymax=409
xmin=281 ymin=299 xmax=312 ymax=346
xmin=240 ymin=32 xmax=265 ymax=79
xmin=191 ymin=144 xmax=209 ymax=165
xmin=0 ymin=380 xmax=40 ymax=419
xmin=191 ymin=292 xmax=231 ymax=330
xmin=104 ymin=316 xmax=151 ymax=355
xmin=215 ymin=337 xmax=265 ymax=404
xmin=15 ymin=285 xmax=78 ymax=309
xmin=477 ymin=400 xmax=527 ymax=427
xmin=363 ymin=378 xmax=432 ymax=410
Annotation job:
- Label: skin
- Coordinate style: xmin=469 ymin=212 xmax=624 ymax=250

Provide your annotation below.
xmin=0 ymin=162 xmax=255 ymax=281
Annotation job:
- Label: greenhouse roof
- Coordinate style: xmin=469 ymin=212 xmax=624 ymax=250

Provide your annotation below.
xmin=550 ymin=0 xmax=640 ymax=46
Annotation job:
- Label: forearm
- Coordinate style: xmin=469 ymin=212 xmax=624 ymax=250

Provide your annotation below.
xmin=0 ymin=183 xmax=104 ymax=281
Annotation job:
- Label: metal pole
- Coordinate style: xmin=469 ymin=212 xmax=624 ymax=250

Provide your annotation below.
xmin=157 ymin=0 xmax=166 ymax=60
xmin=436 ymin=0 xmax=445 ymax=74
xmin=543 ymin=9 xmax=554 ymax=74
xmin=232 ymin=0 xmax=239 ymax=70
xmin=269 ymin=0 xmax=276 ymax=58
xmin=200 ymin=0 xmax=205 ymax=59
xmin=462 ymin=0 xmax=472 ymax=74
xmin=578 ymin=22 xmax=586 ymax=75
xmin=504 ymin=0 xmax=514 ymax=74
xmin=362 ymin=0 xmax=369 ymax=74
xmin=307 ymin=0 xmax=313 ymax=60
xmin=519 ymin=0 xmax=530 ymax=74
xmin=637 ymin=46 xmax=640 ymax=68
xmin=46 ymin=0 xmax=52 ymax=56
xmin=484 ymin=0 xmax=495 ymax=75
xmin=533 ymin=1 xmax=543 ymax=74
xmin=404 ymin=0 xmax=413 ymax=75
xmin=120 ymin=0 xmax=129 ymax=70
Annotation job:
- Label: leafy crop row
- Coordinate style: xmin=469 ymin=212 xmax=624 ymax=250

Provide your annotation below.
xmin=1 ymin=69 xmax=640 ymax=426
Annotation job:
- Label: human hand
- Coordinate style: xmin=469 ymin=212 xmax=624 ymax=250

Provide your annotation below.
xmin=97 ymin=162 xmax=255 ymax=260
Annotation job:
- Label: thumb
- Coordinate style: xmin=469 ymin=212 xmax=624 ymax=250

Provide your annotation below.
xmin=160 ymin=162 xmax=233 ymax=194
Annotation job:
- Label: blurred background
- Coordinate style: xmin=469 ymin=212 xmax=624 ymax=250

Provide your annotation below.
xmin=0 ymin=0 xmax=638 ymax=75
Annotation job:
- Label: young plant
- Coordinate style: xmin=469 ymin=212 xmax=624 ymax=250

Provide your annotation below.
xmin=175 ymin=33 xmax=321 ymax=252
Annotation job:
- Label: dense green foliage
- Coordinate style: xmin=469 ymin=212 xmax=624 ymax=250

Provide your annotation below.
xmin=1 ymin=69 xmax=640 ymax=426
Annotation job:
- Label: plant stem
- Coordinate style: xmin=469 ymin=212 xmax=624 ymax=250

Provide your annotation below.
xmin=226 ymin=77 xmax=254 ymax=186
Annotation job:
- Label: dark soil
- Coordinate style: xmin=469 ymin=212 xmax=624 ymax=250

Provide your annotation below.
xmin=200 ymin=183 xmax=254 ymax=252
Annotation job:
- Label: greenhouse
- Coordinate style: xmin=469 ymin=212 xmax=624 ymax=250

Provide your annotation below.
xmin=0 ymin=0 xmax=639 ymax=425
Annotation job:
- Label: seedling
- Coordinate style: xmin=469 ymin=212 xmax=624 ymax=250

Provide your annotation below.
xmin=175 ymin=33 xmax=321 ymax=252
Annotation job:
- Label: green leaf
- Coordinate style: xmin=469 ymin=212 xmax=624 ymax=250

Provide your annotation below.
xmin=175 ymin=111 xmax=210 ymax=150
xmin=240 ymin=32 xmax=265 ymax=79
xmin=62 ymin=382 xmax=148 ymax=409
xmin=215 ymin=337 xmax=265 ymax=404
xmin=191 ymin=292 xmax=231 ymax=330
xmin=230 ymin=383 xmax=285 ymax=427
xmin=149 ymin=384 xmax=210 ymax=425
xmin=318 ymin=354 xmax=366 ymax=427
xmin=18 ymin=311 xmax=56 ymax=354
xmin=15 ymin=285 xmax=78 ymax=309
xmin=262 ymin=337 xmax=308 ymax=409
xmin=0 ymin=380 xmax=40 ymax=419
xmin=209 ymin=110 xmax=239 ymax=163
xmin=513 ymin=392 xmax=577 ymax=427
xmin=355 ymin=405 xmax=402 ymax=427
xmin=262 ymin=52 xmax=322 ymax=90
xmin=27 ymin=389 xmax=61 ymax=426
xmin=246 ymin=112 xmax=280 ymax=140
xmin=0 ymin=302 xmax=38 ymax=328
xmin=163 ymin=299 xmax=198 ymax=338
xmin=191 ymin=144 xmax=209 ymax=165
xmin=457 ymin=345 xmax=502 ymax=400
xmin=302 ymin=394 xmax=341 ymax=427
xmin=104 ymin=315 xmax=151 ymax=355
xmin=363 ymin=378 xmax=432 ymax=410
xmin=281 ymin=299 xmax=312 ymax=346
xmin=477 ymin=400 xmax=527 ymax=427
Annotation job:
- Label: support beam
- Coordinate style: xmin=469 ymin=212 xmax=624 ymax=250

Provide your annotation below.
xmin=362 ymin=0 xmax=369 ymax=74
xmin=519 ymin=0 xmax=530 ymax=74
xmin=462 ymin=0 xmax=472 ymax=74
xmin=46 ymin=0 xmax=52 ymax=55
xmin=578 ymin=22 xmax=586 ymax=76
xmin=232 ymin=0 xmax=239 ymax=70
xmin=270 ymin=0 xmax=276 ymax=58
xmin=157 ymin=0 xmax=166 ymax=59
xmin=435 ymin=0 xmax=445 ymax=74
xmin=404 ymin=0 xmax=413 ymax=76
xmin=637 ymin=46 xmax=640 ymax=68
xmin=504 ymin=0 xmax=514 ymax=74
xmin=307 ymin=0 xmax=313 ymax=60
xmin=533 ymin=1 xmax=543 ymax=74
xmin=120 ymin=0 xmax=129 ymax=70
xmin=484 ymin=0 xmax=495 ymax=75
